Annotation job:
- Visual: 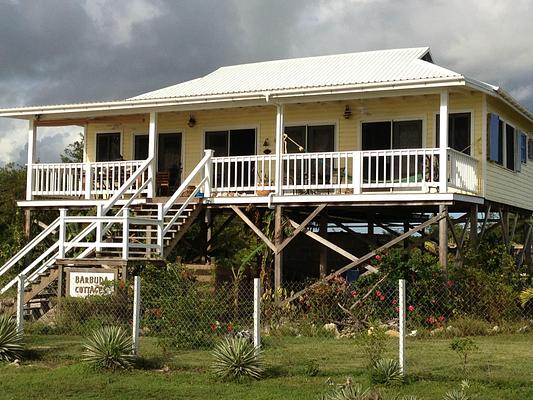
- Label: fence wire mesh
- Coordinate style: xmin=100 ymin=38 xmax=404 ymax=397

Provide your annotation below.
xmin=19 ymin=260 xmax=533 ymax=349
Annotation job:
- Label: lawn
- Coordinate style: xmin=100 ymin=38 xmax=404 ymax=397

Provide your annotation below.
xmin=1 ymin=334 xmax=533 ymax=399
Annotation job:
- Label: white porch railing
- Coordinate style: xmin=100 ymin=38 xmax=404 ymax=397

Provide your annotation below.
xmin=210 ymin=148 xmax=479 ymax=196
xmin=360 ymin=148 xmax=440 ymax=189
xmin=447 ymin=149 xmax=479 ymax=193
xmin=31 ymin=160 xmax=148 ymax=198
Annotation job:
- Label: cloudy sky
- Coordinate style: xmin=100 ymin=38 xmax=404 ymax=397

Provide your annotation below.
xmin=1 ymin=0 xmax=532 ymax=164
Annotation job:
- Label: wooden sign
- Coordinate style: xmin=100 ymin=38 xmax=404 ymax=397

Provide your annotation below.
xmin=65 ymin=268 xmax=117 ymax=298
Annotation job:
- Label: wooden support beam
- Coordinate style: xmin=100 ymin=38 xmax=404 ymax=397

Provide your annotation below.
xmin=206 ymin=213 xmax=235 ymax=248
xmin=518 ymin=223 xmax=532 ymax=267
xmin=231 ymin=206 xmax=276 ymax=252
xmin=439 ymin=205 xmax=448 ymax=271
xmin=510 ymin=213 xmax=519 ymax=250
xmin=319 ymin=213 xmax=328 ymax=278
xmin=276 ymin=204 xmax=326 ymax=254
xmin=274 ymin=206 xmax=283 ymax=297
xmin=469 ymin=205 xmax=478 ymax=248
xmin=477 ymin=204 xmax=491 ymax=246
xmin=499 ymin=209 xmax=510 ymax=251
xmin=282 ymin=210 xmax=447 ymax=305
xmin=35 ymin=114 xmax=147 ymax=127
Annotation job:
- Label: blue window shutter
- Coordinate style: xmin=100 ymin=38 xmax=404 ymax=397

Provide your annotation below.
xmin=529 ymin=138 xmax=533 ymax=160
xmin=488 ymin=113 xmax=500 ymax=162
xmin=520 ymin=132 xmax=527 ymax=163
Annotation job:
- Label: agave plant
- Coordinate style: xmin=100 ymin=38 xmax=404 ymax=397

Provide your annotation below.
xmin=211 ymin=337 xmax=263 ymax=382
xmin=323 ymin=382 xmax=370 ymax=400
xmin=82 ymin=326 xmax=135 ymax=370
xmin=0 ymin=314 xmax=24 ymax=362
xmin=370 ymin=358 xmax=404 ymax=385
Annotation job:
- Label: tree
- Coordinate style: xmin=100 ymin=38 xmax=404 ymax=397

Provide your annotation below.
xmin=60 ymin=133 xmax=84 ymax=163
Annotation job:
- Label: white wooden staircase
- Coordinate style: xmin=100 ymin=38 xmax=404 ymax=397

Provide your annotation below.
xmin=0 ymin=151 xmax=214 ymax=319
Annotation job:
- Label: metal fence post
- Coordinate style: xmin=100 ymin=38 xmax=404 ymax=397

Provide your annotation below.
xmin=132 ymin=276 xmax=141 ymax=356
xmin=253 ymin=278 xmax=261 ymax=354
xmin=16 ymin=274 xmax=25 ymax=333
xmin=399 ymin=278 xmax=406 ymax=376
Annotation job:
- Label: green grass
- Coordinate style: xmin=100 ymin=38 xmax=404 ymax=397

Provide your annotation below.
xmin=0 ymin=334 xmax=533 ymax=399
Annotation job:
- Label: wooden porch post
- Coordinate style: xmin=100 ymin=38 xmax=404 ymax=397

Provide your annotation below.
xmin=469 ymin=205 xmax=478 ymax=248
xmin=319 ymin=213 xmax=328 ymax=278
xmin=274 ymin=205 xmax=283 ymax=297
xmin=274 ymin=104 xmax=284 ymax=195
xmin=439 ymin=204 xmax=448 ymax=271
xmin=439 ymin=90 xmax=449 ymax=194
xmin=148 ymin=111 xmax=158 ymax=198
xmin=26 ymin=119 xmax=37 ymax=200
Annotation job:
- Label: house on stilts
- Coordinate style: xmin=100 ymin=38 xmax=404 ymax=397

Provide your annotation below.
xmin=1 ymin=47 xmax=533 ymax=315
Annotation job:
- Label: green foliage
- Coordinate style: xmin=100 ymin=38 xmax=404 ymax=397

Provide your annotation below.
xmin=141 ymin=262 xmax=248 ymax=350
xmin=82 ymin=325 xmax=135 ymax=370
xmin=211 ymin=337 xmax=263 ymax=382
xmin=304 ymin=359 xmax=320 ymax=377
xmin=520 ymin=288 xmax=533 ymax=308
xmin=447 ymin=317 xmax=490 ymax=337
xmin=60 ymin=133 xmax=84 ymax=163
xmin=443 ymin=380 xmax=471 ymax=400
xmin=322 ymin=380 xmax=370 ymax=400
xmin=0 ymin=314 xmax=23 ymax=362
xmin=450 ymin=339 xmax=478 ymax=372
xmin=355 ymin=323 xmax=388 ymax=367
xmin=55 ymin=285 xmax=132 ymax=335
xmin=369 ymin=358 xmax=404 ymax=386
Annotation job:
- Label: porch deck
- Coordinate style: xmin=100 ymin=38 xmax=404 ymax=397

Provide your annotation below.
xmin=25 ymin=147 xmax=480 ymax=206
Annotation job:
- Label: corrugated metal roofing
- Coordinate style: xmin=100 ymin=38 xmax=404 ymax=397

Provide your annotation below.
xmin=130 ymin=47 xmax=462 ymax=100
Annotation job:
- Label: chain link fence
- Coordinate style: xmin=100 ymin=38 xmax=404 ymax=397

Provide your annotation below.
xmin=18 ymin=262 xmax=533 ymax=358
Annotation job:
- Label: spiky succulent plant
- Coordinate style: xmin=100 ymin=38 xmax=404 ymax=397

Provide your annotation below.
xmin=211 ymin=337 xmax=263 ymax=382
xmin=82 ymin=326 xmax=135 ymax=370
xmin=370 ymin=358 xmax=404 ymax=385
xmin=0 ymin=314 xmax=24 ymax=362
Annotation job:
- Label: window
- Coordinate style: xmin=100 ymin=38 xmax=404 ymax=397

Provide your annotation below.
xmin=205 ymin=129 xmax=256 ymax=156
xmin=96 ymin=132 xmax=121 ymax=162
xmin=436 ymin=113 xmax=471 ymax=154
xmin=362 ymin=120 xmax=423 ymax=150
xmin=205 ymin=129 xmax=256 ymax=187
xmin=488 ymin=113 xmax=521 ymax=171
xmin=134 ymin=135 xmax=149 ymax=160
xmin=284 ymin=125 xmax=335 ymax=153
xmin=488 ymin=113 xmax=503 ymax=164
xmin=520 ymin=132 xmax=527 ymax=164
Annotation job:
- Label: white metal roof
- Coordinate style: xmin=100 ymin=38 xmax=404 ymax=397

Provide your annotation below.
xmin=0 ymin=46 xmax=532 ymax=124
xmin=130 ymin=47 xmax=461 ymax=100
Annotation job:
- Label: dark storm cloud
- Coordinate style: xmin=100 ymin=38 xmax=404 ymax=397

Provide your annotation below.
xmin=0 ymin=0 xmax=532 ymax=163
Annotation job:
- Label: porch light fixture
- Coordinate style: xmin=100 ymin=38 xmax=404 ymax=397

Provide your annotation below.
xmin=343 ymin=105 xmax=352 ymax=119
xmin=263 ymin=138 xmax=272 ymax=154
xmin=187 ymin=115 xmax=196 ymax=128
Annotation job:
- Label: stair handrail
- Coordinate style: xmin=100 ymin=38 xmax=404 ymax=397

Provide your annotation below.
xmin=0 ymin=218 xmax=60 ymax=278
xmin=163 ymin=150 xmax=213 ymax=215
xmin=0 ymin=158 xmax=152 ymax=293
xmin=102 ymin=157 xmax=152 ymax=215
xmin=163 ymin=176 xmax=208 ymax=235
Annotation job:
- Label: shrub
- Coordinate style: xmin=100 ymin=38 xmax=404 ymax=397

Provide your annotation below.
xmin=369 ymin=358 xmax=403 ymax=386
xmin=450 ymin=339 xmax=478 ymax=372
xmin=355 ymin=323 xmax=388 ymax=367
xmin=82 ymin=326 xmax=135 ymax=370
xmin=0 ymin=314 xmax=23 ymax=362
xmin=448 ymin=317 xmax=490 ymax=337
xmin=304 ymin=359 xmax=320 ymax=377
xmin=443 ymin=380 xmax=471 ymax=400
xmin=211 ymin=337 xmax=263 ymax=382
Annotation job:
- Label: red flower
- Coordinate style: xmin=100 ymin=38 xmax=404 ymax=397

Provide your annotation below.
xmin=438 ymin=315 xmax=445 ymax=322
xmin=395 ymin=307 xmax=400 ymax=313
xmin=350 ymin=290 xmax=357 ymax=298
xmin=391 ymin=298 xmax=397 ymax=305
xmin=376 ymin=290 xmax=382 ymax=297
xmin=227 ymin=323 xmax=233 ymax=332
xmin=374 ymin=255 xmax=382 ymax=262
xmin=379 ymin=295 xmax=385 ymax=301
xmin=408 ymin=305 xmax=415 ymax=312
xmin=427 ymin=316 xmax=436 ymax=324
xmin=210 ymin=324 xmax=218 ymax=332
xmin=447 ymin=280 xmax=454 ymax=288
